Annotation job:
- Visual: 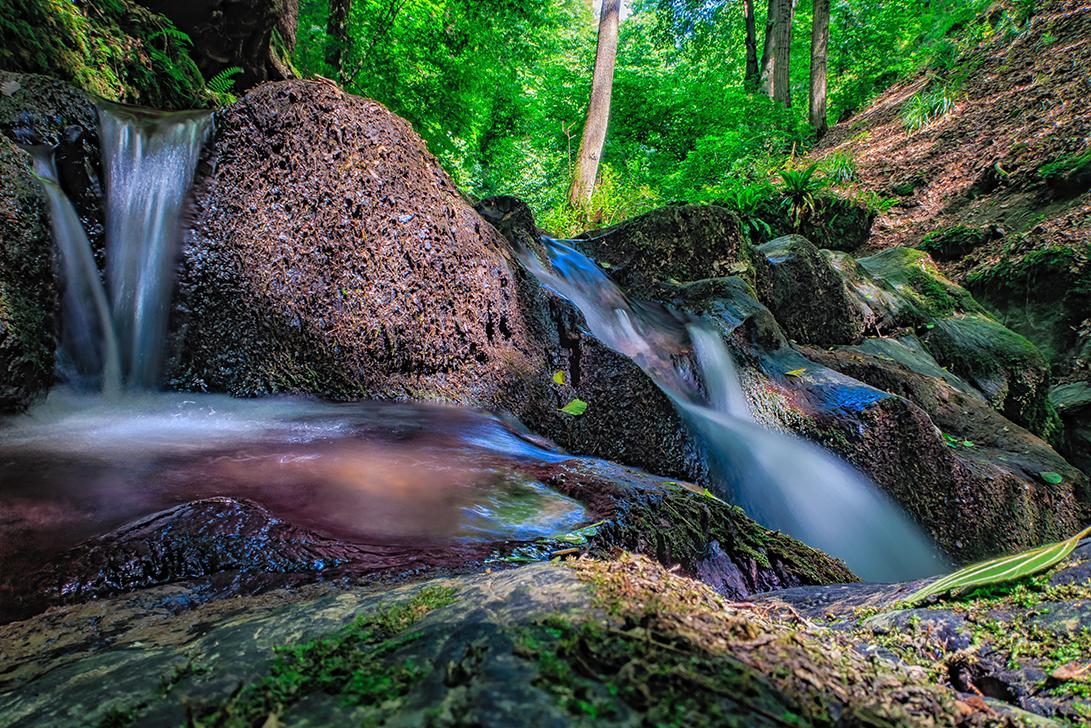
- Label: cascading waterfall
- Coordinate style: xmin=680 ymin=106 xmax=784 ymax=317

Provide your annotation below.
xmin=29 ymin=150 xmax=123 ymax=394
xmin=522 ymin=236 xmax=948 ymax=581
xmin=98 ymin=104 xmax=211 ymax=389
xmin=30 ymin=104 xmax=210 ymax=392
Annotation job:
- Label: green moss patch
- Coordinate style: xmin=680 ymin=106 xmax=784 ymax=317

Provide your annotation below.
xmin=0 ymin=0 xmax=216 ymax=108
xmin=1039 ymin=149 xmax=1091 ymax=197
xmin=192 ymin=585 xmax=457 ymax=727
xmin=858 ymin=247 xmax=983 ymax=318
xmin=920 ymin=225 xmax=997 ymax=261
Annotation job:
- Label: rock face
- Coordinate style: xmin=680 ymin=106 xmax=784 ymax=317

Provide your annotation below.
xmin=0 ymin=73 xmax=103 ymax=412
xmin=0 ymin=140 xmax=53 ymax=412
xmin=170 ymin=80 xmax=549 ymax=414
xmin=761 ymin=538 xmax=1091 ymax=723
xmin=574 ymin=203 xmax=765 ymax=296
xmin=756 ymin=234 xmax=867 ymax=345
xmin=0 ymin=555 xmax=980 ymax=728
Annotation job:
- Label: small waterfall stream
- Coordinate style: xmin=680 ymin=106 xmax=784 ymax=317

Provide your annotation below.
xmin=32 ymin=104 xmax=211 ymax=392
xmin=522 ymin=237 xmax=948 ymax=581
xmin=99 ymin=105 xmax=210 ymax=388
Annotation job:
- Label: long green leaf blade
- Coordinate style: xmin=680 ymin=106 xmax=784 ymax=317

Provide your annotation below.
xmin=905 ymin=525 xmax=1091 ymax=606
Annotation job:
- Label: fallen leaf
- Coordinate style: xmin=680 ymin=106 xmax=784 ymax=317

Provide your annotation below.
xmin=0 ymin=79 xmax=19 ymax=97
xmin=785 ymin=368 xmax=806 ymax=377
xmin=552 ymin=370 xmax=566 ymax=385
xmin=560 ymin=398 xmax=588 ymax=416
xmin=1039 ymin=471 xmax=1063 ymax=485
xmin=1051 ymin=662 xmax=1091 ymax=682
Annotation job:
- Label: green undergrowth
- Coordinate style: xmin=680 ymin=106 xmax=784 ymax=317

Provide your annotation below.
xmin=192 ymin=585 xmax=457 ymax=727
xmin=1038 ymin=149 xmax=1091 ymax=196
xmin=852 ymin=555 xmax=1091 ymax=712
xmin=0 ymin=0 xmax=219 ymax=108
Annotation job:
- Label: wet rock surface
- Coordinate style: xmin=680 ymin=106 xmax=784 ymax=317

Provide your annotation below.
xmin=0 ymin=139 xmax=54 ymax=413
xmin=760 ymin=540 xmax=1091 ymax=723
xmin=0 ymin=554 xmax=1009 ymax=727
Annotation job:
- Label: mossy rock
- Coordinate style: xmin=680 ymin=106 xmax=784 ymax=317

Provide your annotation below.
xmin=0 ymin=137 xmax=55 ymax=413
xmin=756 ymin=234 xmax=868 ymax=346
xmin=966 ymin=243 xmax=1090 ymax=366
xmin=1038 ymin=148 xmax=1091 ymax=197
xmin=920 ymin=225 xmax=1001 ymax=261
xmin=574 ymin=203 xmax=766 ymax=297
xmin=754 ymin=193 xmax=877 ymax=253
xmin=858 ymin=247 xmax=983 ymax=319
xmin=0 ymin=555 xmax=979 ymax=727
xmin=0 ymin=0 xmax=215 ymax=109
xmin=923 ymin=314 xmax=1061 ymax=440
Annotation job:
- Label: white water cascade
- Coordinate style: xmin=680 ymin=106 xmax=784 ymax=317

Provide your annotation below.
xmin=522 ymin=236 xmax=949 ymax=581
xmin=33 ymin=104 xmax=210 ymax=392
xmin=99 ymin=104 xmax=211 ymax=389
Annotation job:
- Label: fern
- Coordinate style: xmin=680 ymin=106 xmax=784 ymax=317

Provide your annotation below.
xmin=206 ymin=66 xmax=243 ymax=95
xmin=149 ymin=26 xmax=193 ymax=47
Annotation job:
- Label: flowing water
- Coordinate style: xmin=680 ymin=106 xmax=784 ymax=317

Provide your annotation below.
xmin=0 ymin=389 xmax=589 ymax=585
xmin=9 ymin=103 xmax=943 ymax=601
xmin=521 ymin=237 xmax=948 ymax=581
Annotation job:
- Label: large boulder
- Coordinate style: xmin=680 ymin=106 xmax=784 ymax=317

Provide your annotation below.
xmin=755 ymin=234 xmax=868 ymax=345
xmin=170 ymin=80 xmax=552 ymax=415
xmin=573 ymin=203 xmax=767 ymax=296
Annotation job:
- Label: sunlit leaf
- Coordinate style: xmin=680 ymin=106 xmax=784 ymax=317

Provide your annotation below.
xmin=904 ymin=525 xmax=1091 ymax=606
xmin=560 ymin=398 xmax=588 ymax=416
xmin=552 ymin=370 xmax=566 ymax=385
xmin=1040 ymin=471 xmax=1063 ymax=485
xmin=785 ymin=368 xmax=806 ymax=378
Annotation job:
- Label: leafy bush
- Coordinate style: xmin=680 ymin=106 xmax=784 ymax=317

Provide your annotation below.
xmin=819 ymin=151 xmax=858 ymax=184
xmin=778 ymin=163 xmax=827 ymax=230
xmin=901 ymin=86 xmax=958 ymax=131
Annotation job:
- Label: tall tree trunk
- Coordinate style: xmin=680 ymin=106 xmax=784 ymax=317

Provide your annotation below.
xmin=569 ymin=0 xmax=621 ymax=208
xmin=771 ymin=0 xmax=793 ymax=106
xmin=744 ymin=0 xmax=759 ymax=88
xmin=326 ymin=0 xmax=350 ymax=85
xmin=759 ymin=0 xmax=777 ymax=97
xmin=809 ymin=0 xmax=830 ymax=135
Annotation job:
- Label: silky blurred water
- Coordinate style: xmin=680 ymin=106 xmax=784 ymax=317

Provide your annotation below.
xmin=521 ymin=236 xmax=949 ymax=581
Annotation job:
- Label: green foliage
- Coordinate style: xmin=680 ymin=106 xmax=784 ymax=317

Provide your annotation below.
xmin=0 ymin=0 xmax=213 ymax=108
xmin=819 ymin=151 xmax=858 ymax=184
xmin=778 ymin=163 xmax=826 ymax=229
xmin=901 ymin=85 xmax=958 ymax=131
xmin=287 ymin=0 xmax=1028 ymax=230
xmin=905 ymin=525 xmax=1091 ymax=606
xmin=205 ymin=66 xmax=242 ymax=95
xmin=559 ymin=398 xmax=588 ymax=416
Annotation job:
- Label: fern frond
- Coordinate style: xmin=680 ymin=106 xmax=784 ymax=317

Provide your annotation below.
xmin=206 ymin=66 xmax=243 ymax=95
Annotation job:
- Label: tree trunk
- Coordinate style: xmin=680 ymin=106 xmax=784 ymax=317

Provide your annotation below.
xmin=759 ymin=0 xmax=777 ymax=97
xmin=569 ymin=0 xmax=621 ymax=208
xmin=771 ymin=0 xmax=793 ymax=106
xmin=326 ymin=0 xmax=350 ymax=85
xmin=809 ymin=0 xmax=830 ymax=135
xmin=744 ymin=0 xmax=759 ymax=88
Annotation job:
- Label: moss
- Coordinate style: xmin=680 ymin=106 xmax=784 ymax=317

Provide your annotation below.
xmin=587 ymin=482 xmax=856 ymax=587
xmin=920 ymin=225 xmax=996 ymax=261
xmin=858 ymin=247 xmax=983 ymax=318
xmin=0 ymin=0 xmax=215 ymax=109
xmin=194 ymin=585 xmax=457 ymax=727
xmin=1038 ymin=149 xmax=1091 ymax=196
xmin=523 ymin=554 xmax=968 ymax=726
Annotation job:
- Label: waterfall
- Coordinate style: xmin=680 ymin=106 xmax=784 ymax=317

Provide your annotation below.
xmin=31 ymin=104 xmax=210 ymax=392
xmin=29 ymin=150 xmax=122 ymax=394
xmin=522 ymin=237 xmax=948 ymax=581
xmin=98 ymin=104 xmax=211 ymax=389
